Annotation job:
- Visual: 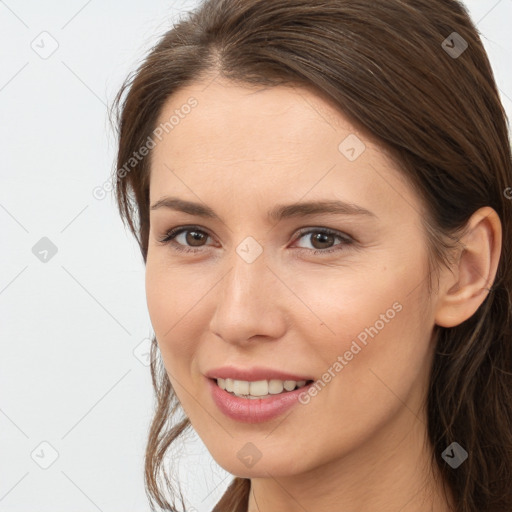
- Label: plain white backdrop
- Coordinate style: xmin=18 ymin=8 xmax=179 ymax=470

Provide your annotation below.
xmin=0 ymin=1 xmax=511 ymax=511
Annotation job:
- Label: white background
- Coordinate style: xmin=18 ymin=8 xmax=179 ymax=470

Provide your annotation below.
xmin=1 ymin=1 xmax=511 ymax=511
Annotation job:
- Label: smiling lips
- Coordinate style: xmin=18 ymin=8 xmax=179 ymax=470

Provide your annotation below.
xmin=205 ymin=366 xmax=315 ymax=422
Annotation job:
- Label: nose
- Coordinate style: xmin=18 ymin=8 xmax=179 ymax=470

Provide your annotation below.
xmin=208 ymin=248 xmax=288 ymax=346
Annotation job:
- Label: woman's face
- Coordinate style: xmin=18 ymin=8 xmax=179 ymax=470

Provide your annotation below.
xmin=146 ymin=78 xmax=440 ymax=478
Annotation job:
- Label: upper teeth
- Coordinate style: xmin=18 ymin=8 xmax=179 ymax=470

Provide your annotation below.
xmin=217 ymin=378 xmax=308 ymax=397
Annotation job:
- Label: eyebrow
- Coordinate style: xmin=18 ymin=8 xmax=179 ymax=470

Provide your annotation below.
xmin=150 ymin=196 xmax=377 ymax=222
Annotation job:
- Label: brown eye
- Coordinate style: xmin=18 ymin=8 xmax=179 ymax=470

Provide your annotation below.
xmin=158 ymin=226 xmax=213 ymax=254
xmin=293 ymin=227 xmax=353 ymax=255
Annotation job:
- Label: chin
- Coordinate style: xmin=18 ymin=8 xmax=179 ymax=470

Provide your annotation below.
xmin=210 ymin=447 xmax=314 ymax=479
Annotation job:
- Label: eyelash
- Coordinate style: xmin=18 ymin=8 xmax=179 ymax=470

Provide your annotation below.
xmin=157 ymin=225 xmax=354 ymax=256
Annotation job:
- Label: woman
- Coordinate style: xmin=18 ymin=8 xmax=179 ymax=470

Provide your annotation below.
xmin=111 ymin=0 xmax=512 ymax=510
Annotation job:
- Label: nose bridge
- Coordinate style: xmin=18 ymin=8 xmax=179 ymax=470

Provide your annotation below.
xmin=209 ymin=239 xmax=286 ymax=343
xmin=224 ymin=241 xmax=266 ymax=307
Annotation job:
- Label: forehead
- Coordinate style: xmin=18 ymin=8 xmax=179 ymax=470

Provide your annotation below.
xmin=152 ymin=77 xmax=383 ymax=154
xmin=148 ymin=79 xmax=422 ymax=223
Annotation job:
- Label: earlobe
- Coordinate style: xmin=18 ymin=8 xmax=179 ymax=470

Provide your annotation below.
xmin=434 ymin=207 xmax=502 ymax=328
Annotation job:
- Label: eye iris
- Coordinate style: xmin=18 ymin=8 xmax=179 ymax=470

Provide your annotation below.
xmin=311 ymin=232 xmax=334 ymax=249
xmin=186 ymin=230 xmax=207 ymax=246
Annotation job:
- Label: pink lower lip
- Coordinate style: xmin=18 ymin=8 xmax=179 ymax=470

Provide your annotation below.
xmin=207 ymin=378 xmax=312 ymax=423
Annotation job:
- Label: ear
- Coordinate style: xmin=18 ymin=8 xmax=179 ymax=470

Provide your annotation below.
xmin=434 ymin=207 xmax=502 ymax=328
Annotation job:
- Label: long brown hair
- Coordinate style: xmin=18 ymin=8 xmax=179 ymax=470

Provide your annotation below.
xmin=110 ymin=1 xmax=512 ymax=510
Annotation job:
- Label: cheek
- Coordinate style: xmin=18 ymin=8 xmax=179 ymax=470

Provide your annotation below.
xmin=318 ymin=272 xmax=433 ymax=418
xmin=300 ymin=256 xmax=432 ymax=388
xmin=145 ymin=259 xmax=198 ymax=366
xmin=145 ymin=263 xmax=171 ymax=336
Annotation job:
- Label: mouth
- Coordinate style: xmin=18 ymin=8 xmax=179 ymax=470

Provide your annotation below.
xmin=211 ymin=377 xmax=314 ymax=399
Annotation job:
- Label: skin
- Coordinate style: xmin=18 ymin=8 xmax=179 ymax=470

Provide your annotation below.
xmin=145 ymin=77 xmax=502 ymax=512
